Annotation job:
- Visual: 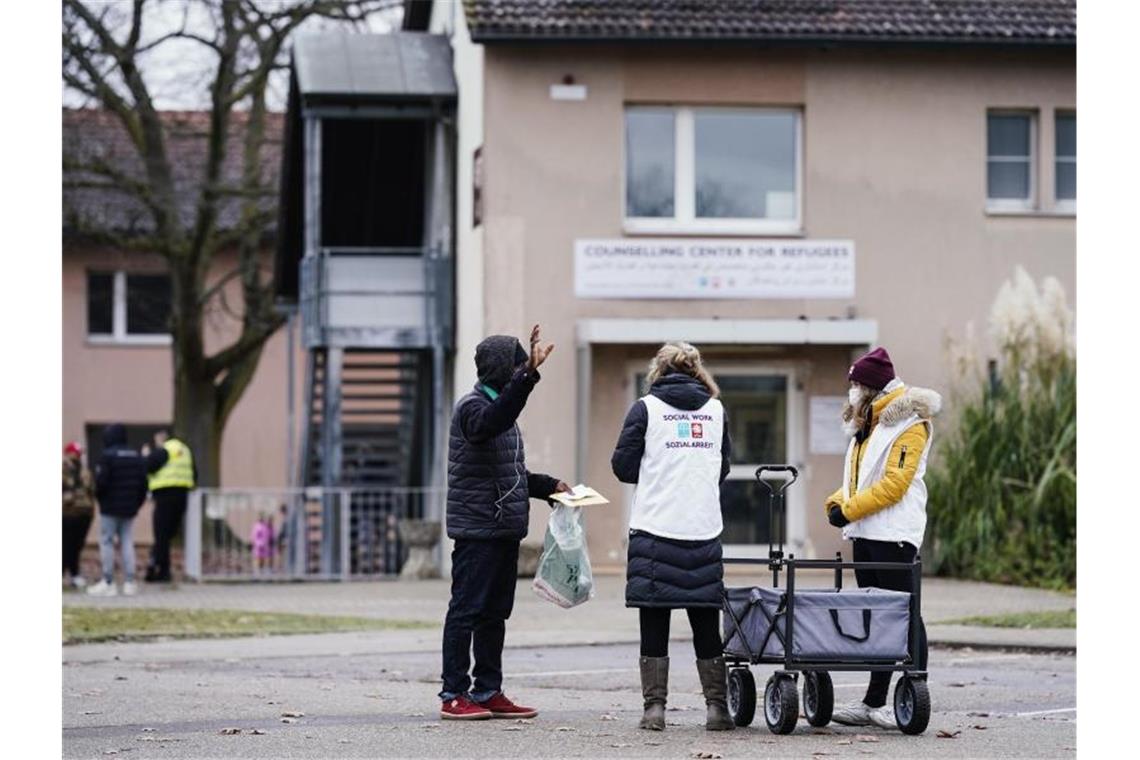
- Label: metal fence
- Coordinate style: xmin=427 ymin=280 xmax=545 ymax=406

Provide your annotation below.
xmin=184 ymin=487 xmax=444 ymax=581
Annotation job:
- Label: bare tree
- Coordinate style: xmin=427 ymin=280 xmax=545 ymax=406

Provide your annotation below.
xmin=62 ymin=0 xmax=401 ymax=485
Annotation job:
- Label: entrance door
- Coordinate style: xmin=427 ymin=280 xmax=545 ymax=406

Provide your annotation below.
xmin=715 ymin=369 xmax=802 ymax=557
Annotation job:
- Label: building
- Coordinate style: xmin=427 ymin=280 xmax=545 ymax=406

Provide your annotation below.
xmin=411 ymin=0 xmax=1076 ymax=567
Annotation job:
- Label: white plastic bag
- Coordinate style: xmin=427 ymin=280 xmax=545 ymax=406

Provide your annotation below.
xmin=532 ymin=505 xmax=595 ymax=608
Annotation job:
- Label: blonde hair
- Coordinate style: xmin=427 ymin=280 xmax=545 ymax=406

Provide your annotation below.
xmin=644 ymin=342 xmax=720 ymax=397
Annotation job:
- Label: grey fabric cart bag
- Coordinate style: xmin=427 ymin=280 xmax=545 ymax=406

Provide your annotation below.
xmin=724 ymin=586 xmax=912 ymax=661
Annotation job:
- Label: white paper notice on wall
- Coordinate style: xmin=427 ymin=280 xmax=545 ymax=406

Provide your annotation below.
xmin=574 ymin=238 xmax=855 ymax=299
xmin=810 ymin=396 xmax=850 ymax=455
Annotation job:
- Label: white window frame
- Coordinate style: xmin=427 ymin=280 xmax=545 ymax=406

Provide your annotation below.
xmin=1053 ymin=109 xmax=1076 ymax=214
xmin=623 ymin=106 xmax=804 ymax=236
xmin=86 ymin=270 xmax=172 ymax=346
xmin=986 ymin=109 xmax=1038 ymax=213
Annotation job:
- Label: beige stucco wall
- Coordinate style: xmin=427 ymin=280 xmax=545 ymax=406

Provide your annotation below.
xmin=62 ymin=245 xmax=302 ymax=543
xmin=477 ymin=45 xmax=1075 ymax=564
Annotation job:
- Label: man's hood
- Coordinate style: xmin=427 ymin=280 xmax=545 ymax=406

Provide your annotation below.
xmin=649 ymin=372 xmax=713 ymax=411
xmin=475 ymin=335 xmax=527 ymax=391
xmin=102 ymin=423 xmax=127 ymax=447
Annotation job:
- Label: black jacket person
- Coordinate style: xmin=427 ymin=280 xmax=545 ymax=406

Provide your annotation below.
xmin=439 ymin=327 xmax=567 ymax=721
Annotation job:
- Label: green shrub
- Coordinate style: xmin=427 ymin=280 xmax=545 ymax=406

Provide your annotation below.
xmin=926 ymin=269 xmax=1075 ymax=590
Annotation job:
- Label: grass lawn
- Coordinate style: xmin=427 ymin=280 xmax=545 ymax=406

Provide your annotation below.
xmin=63 ymin=607 xmax=436 ymax=644
xmin=944 ymin=609 xmax=1076 ymax=629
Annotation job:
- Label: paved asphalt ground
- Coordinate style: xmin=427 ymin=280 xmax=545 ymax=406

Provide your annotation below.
xmin=64 ymin=638 xmax=1074 ymax=759
xmin=62 ymin=575 xmax=1076 ymax=758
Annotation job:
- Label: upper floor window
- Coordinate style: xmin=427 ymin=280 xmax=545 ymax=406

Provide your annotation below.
xmin=624 ymin=106 xmax=801 ymax=235
xmin=986 ymin=110 xmax=1036 ymax=211
xmin=87 ymin=271 xmax=171 ymax=344
xmin=1055 ymin=111 xmax=1076 ymax=207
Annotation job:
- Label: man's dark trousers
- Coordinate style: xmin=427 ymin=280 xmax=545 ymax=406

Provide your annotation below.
xmin=148 ymin=487 xmax=188 ymax=580
xmin=440 ymin=538 xmax=520 ymax=700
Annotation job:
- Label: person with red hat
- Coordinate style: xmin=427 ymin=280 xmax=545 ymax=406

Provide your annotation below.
xmin=825 ymin=347 xmax=942 ymax=730
xmin=62 ymin=441 xmax=95 ymax=589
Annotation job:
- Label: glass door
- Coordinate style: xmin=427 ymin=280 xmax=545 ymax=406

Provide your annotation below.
xmin=716 ymin=374 xmax=790 ymax=548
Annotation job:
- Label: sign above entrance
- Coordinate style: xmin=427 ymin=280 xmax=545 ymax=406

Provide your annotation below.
xmin=574 ymin=238 xmax=855 ymax=299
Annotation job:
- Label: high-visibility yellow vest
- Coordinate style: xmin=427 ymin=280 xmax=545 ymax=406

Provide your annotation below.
xmin=149 ymin=439 xmax=195 ymax=490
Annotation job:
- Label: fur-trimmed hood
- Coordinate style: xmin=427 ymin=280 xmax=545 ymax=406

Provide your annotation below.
xmin=879 ymin=386 xmax=942 ymax=427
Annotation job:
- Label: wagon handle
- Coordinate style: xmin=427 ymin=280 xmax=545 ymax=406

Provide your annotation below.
xmin=754 ymin=464 xmax=799 ymax=495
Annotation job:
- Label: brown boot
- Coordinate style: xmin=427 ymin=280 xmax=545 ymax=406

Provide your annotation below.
xmin=696 ymin=657 xmax=736 ymax=731
xmin=638 ymin=656 xmax=668 ymax=730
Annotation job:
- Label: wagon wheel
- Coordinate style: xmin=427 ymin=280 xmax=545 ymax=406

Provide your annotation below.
xmin=803 ymin=671 xmax=834 ymax=727
xmin=894 ymin=676 xmax=931 ymax=735
xmin=727 ymin=667 xmax=756 ymax=727
xmin=763 ymin=674 xmax=799 ymax=734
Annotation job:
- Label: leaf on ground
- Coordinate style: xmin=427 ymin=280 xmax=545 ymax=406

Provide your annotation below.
xmin=218 ymin=728 xmax=242 ymax=735
xmin=812 ymin=753 xmax=833 ymax=757
xmin=611 ymin=743 xmax=633 ymax=748
xmin=501 ymin=726 xmax=523 ymax=732
xmin=138 ymin=737 xmax=181 ymax=743
xmin=644 ymin=741 xmax=663 ymax=746
xmin=967 ymin=711 xmax=990 ymax=717
xmin=114 ymin=676 xmax=128 ymax=681
xmin=249 ymin=729 xmax=267 ymax=736
xmin=280 ymin=711 xmax=305 ymax=718
xmin=405 ymin=712 xmax=426 ymax=718
xmin=83 ymin=711 xmax=103 ymax=716
xmin=948 ymin=682 xmax=974 ymax=688
xmin=554 ymin=726 xmax=575 ymax=732
xmin=600 ymin=714 xmax=618 ymax=721
xmin=836 ymin=739 xmax=853 ymax=745
xmin=972 ymin=724 xmax=988 ymax=730
xmin=937 ymin=729 xmax=962 ymax=739
xmin=691 ymin=752 xmax=723 ymax=759
xmin=140 ymin=728 xmax=155 ymax=733
xmin=419 ymin=723 xmax=440 ymax=729
xmin=280 ymin=718 xmax=298 ymax=724
xmin=855 ymin=734 xmax=879 ymax=743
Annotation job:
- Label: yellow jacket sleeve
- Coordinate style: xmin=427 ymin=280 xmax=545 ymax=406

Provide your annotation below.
xmin=843 ymin=423 xmax=929 ymax=522
xmin=824 ymin=487 xmax=844 ymax=516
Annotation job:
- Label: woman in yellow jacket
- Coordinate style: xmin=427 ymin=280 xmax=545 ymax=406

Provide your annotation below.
xmin=825 ymin=347 xmax=941 ymax=730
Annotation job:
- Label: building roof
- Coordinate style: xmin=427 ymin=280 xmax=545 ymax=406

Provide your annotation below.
xmin=463 ymin=0 xmax=1076 ymax=46
xmin=63 ymin=109 xmax=283 ymax=239
xmin=291 ymin=31 xmax=456 ymax=106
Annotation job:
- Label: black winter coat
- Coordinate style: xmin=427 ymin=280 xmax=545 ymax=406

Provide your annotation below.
xmin=614 ymin=372 xmax=731 ymax=608
xmin=94 ymin=424 xmax=151 ymax=519
xmin=446 ymin=366 xmax=559 ymax=540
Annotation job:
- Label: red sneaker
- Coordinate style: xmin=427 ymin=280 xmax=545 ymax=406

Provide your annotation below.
xmin=476 ymin=692 xmax=538 ymax=719
xmin=440 ymin=695 xmax=493 ymax=721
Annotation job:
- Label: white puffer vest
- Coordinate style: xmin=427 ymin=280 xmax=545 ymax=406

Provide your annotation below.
xmin=629 ymin=394 xmax=725 ymax=541
xmin=841 ymin=412 xmax=933 ymax=550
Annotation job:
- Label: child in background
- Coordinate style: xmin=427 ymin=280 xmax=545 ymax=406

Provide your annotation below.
xmin=251 ymin=513 xmax=272 ymax=575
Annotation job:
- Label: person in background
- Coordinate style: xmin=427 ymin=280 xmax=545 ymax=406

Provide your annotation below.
xmin=89 ymin=424 xmax=150 ymax=597
xmin=611 ymin=342 xmax=734 ymax=732
xmin=439 ymin=325 xmax=570 ymax=721
xmin=826 ymin=347 xmax=940 ymax=730
xmin=62 ymin=441 xmax=95 ymax=589
xmin=142 ymin=430 xmax=196 ymax=583
xmin=251 ymin=513 xmax=273 ymax=575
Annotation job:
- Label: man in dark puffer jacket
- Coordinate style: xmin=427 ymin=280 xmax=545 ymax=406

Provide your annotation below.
xmin=440 ymin=325 xmax=569 ymax=721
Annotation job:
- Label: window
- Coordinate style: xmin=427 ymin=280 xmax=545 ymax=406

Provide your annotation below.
xmin=625 ymin=106 xmax=801 ymax=234
xmin=1055 ymin=111 xmax=1076 ymax=207
xmin=87 ymin=271 xmax=171 ymax=344
xmin=986 ymin=111 xmax=1036 ymax=210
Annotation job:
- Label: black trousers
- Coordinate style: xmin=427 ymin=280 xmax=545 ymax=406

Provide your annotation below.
xmin=639 ymin=607 xmax=722 ymax=660
xmin=852 ymin=538 xmax=928 ymax=708
xmin=440 ymin=538 xmax=520 ymax=699
xmin=148 ymin=488 xmax=188 ymax=579
xmin=63 ymin=513 xmax=93 ymax=577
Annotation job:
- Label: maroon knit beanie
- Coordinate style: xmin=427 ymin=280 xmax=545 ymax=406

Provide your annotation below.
xmin=849 ymin=347 xmax=895 ymax=391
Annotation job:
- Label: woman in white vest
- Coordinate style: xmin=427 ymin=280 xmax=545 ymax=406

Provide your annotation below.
xmin=825 ymin=347 xmax=941 ymax=730
xmin=611 ymin=342 xmax=734 ymax=732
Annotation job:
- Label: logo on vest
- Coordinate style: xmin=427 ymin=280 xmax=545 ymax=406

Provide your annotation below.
xmin=691 ymin=423 xmax=703 ymax=439
xmin=676 ymin=421 xmax=691 ymax=438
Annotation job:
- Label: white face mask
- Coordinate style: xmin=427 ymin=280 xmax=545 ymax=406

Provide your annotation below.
xmin=848 ymin=386 xmax=864 ymax=406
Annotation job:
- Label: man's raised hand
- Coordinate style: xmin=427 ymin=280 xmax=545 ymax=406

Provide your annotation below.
xmin=528 ymin=324 xmax=555 ymax=370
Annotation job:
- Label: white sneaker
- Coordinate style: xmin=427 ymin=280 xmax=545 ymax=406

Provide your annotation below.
xmin=70 ymin=576 xmax=88 ymax=590
xmin=121 ymin=581 xmax=139 ymax=597
xmin=867 ymin=705 xmax=896 ymax=730
xmin=87 ymin=580 xmax=117 ymax=597
xmin=831 ymin=700 xmax=872 ymax=726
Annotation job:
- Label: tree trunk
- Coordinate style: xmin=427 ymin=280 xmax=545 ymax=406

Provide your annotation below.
xmin=174 ymin=372 xmax=223 ymax=488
